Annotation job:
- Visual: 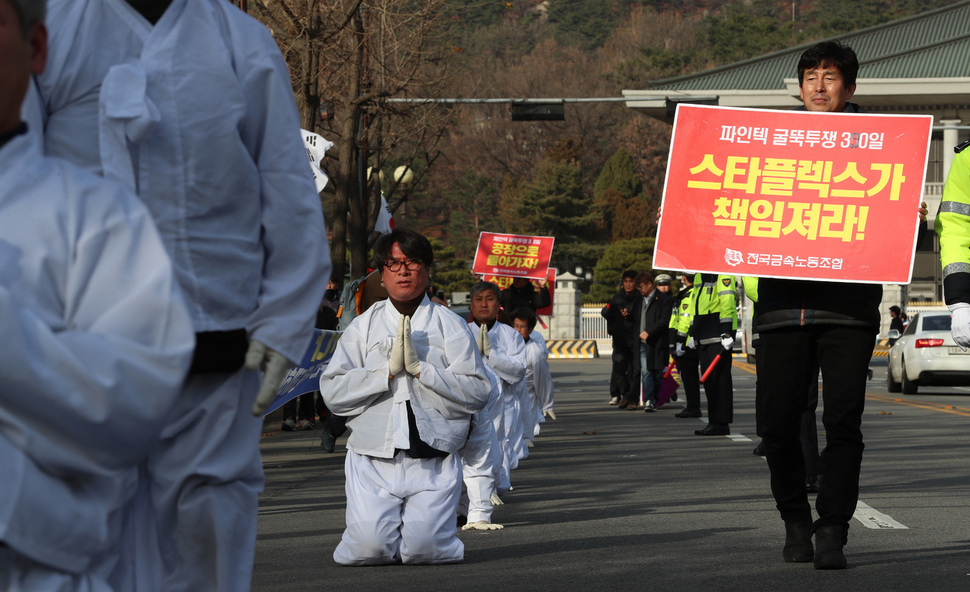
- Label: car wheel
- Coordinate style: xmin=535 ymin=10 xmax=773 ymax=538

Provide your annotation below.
xmin=901 ymin=358 xmax=918 ymax=394
xmin=887 ymin=362 xmax=901 ymax=393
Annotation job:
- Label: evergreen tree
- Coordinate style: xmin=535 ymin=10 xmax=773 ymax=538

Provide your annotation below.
xmin=588 ymin=237 xmax=655 ymax=302
xmin=594 ymin=147 xmax=642 ymax=202
xmin=547 ymin=0 xmax=636 ymax=50
xmin=703 ymin=0 xmax=793 ymax=65
xmin=593 ymin=147 xmax=652 ymax=242
xmin=429 ymin=237 xmax=476 ymax=302
xmin=501 ymin=154 xmax=603 ymax=273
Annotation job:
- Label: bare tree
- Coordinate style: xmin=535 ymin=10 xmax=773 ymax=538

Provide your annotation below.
xmin=248 ymin=0 xmax=455 ymax=281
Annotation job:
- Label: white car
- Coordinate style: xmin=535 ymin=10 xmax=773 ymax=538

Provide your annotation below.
xmin=887 ymin=311 xmax=970 ymax=394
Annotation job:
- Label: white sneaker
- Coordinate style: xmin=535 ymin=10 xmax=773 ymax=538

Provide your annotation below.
xmin=609 ymin=396 xmax=621 ymax=405
xmin=643 ymin=400 xmax=657 ymax=412
xmin=281 ymin=419 xmax=296 ymax=431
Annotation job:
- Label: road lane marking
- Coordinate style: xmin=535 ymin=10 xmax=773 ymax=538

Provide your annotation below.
xmin=853 ymin=501 xmax=908 ymax=529
xmin=696 ymin=418 xmax=752 ymax=440
xmin=866 ymin=393 xmax=970 ymax=418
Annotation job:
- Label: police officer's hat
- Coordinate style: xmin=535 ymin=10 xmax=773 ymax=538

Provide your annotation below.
xmin=655 ymin=274 xmax=673 ymax=286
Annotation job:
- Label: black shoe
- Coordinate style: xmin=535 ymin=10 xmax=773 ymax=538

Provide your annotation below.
xmin=753 ymin=441 xmax=766 ymax=456
xmin=675 ymin=408 xmax=702 ymax=418
xmin=805 ymin=474 xmax=821 ymax=494
xmin=783 ymin=520 xmax=814 ymax=563
xmin=695 ymin=423 xmax=730 ymax=436
xmin=813 ymin=524 xmax=847 ymax=570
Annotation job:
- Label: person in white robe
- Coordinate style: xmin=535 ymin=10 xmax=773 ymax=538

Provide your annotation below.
xmin=1 ymin=1 xmax=194 ymax=588
xmin=457 ymin=350 xmax=505 ymax=531
xmin=468 ymin=281 xmax=527 ymax=491
xmin=320 ymin=229 xmax=490 ymax=566
xmin=32 ymin=1 xmax=331 ymax=590
xmin=510 ymin=307 xmax=556 ymax=442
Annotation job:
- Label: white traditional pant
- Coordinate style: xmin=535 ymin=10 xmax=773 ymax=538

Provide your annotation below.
xmin=335 ymin=450 xmax=463 ymax=565
xmin=503 ymin=388 xmax=524 ymax=471
xmin=113 ymin=370 xmax=264 ymax=592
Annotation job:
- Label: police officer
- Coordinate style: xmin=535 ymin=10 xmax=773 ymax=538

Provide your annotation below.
xmin=688 ymin=273 xmax=737 ymax=435
xmin=937 ymin=138 xmax=970 ymax=347
xmin=671 ymin=272 xmax=702 ymax=418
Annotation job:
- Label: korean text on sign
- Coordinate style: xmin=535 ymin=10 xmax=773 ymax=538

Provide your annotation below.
xmin=654 ymin=105 xmax=932 ymax=284
xmin=472 ymin=232 xmax=555 ymax=280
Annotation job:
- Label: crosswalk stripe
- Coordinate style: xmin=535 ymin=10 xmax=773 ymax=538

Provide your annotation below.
xmin=854 ymin=501 xmax=909 ymax=529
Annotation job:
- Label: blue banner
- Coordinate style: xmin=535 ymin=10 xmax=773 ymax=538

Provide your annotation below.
xmin=262 ymin=329 xmax=341 ymax=416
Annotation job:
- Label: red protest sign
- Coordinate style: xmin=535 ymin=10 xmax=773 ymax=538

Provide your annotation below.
xmin=654 ymin=105 xmax=932 ymax=284
xmin=472 ymin=232 xmax=555 ymax=280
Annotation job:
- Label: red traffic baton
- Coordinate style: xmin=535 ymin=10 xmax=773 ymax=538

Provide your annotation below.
xmin=663 ymin=359 xmax=677 ymax=379
xmin=700 ymin=348 xmax=729 ymax=383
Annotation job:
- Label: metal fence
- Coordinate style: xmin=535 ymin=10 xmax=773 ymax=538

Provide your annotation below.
xmin=581 ymin=304 xmax=609 ymax=340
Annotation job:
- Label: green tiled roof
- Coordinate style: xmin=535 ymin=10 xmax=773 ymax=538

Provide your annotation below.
xmin=650 ymin=0 xmax=970 ymax=91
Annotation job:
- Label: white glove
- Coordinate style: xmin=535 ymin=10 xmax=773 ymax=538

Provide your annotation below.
xmin=403 ymin=316 xmax=421 ymax=376
xmin=479 ymin=323 xmax=491 ymax=357
xmin=543 ymin=409 xmax=557 ymax=420
xmin=388 ymin=315 xmax=406 ymax=377
xmin=720 ymin=333 xmax=735 ymax=350
xmin=247 ymin=340 xmax=292 ymax=416
xmin=950 ymin=303 xmax=970 ymax=350
xmin=686 ymin=336 xmax=696 ymax=350
xmin=490 ymin=491 xmax=504 ymax=506
xmin=462 ymin=521 xmax=504 ymax=531
xmin=675 ymin=342 xmax=686 ymax=357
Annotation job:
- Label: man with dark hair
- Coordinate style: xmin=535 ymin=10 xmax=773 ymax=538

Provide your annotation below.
xmin=603 ymin=269 xmax=640 ymax=407
xmin=469 ymin=280 xmax=527 ymax=490
xmin=320 ymin=228 xmax=490 ymax=565
xmin=759 ymin=40 xmax=873 ymax=571
xmin=632 ymin=272 xmax=673 ymax=412
xmin=797 ymin=41 xmax=859 ymax=106
xmin=510 ymin=306 xmax=555 ymax=440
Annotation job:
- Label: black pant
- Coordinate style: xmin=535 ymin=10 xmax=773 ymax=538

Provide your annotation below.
xmin=610 ymin=343 xmax=637 ymax=401
xmin=761 ymin=325 xmax=873 ymax=529
xmin=755 ymin=342 xmax=765 ymax=436
xmin=677 ymin=350 xmax=701 ymax=412
xmin=699 ymin=342 xmax=732 ymax=424
xmin=757 ymin=343 xmax=823 ymax=479
xmin=283 ymin=392 xmax=316 ymax=422
xmin=802 ymin=364 xmax=822 ymax=480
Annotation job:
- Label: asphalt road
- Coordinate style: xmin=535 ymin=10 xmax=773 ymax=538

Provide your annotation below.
xmin=252 ymin=355 xmax=970 ymax=591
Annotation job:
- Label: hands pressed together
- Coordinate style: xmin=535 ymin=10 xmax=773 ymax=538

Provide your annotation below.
xmin=389 ymin=315 xmax=421 ymax=378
